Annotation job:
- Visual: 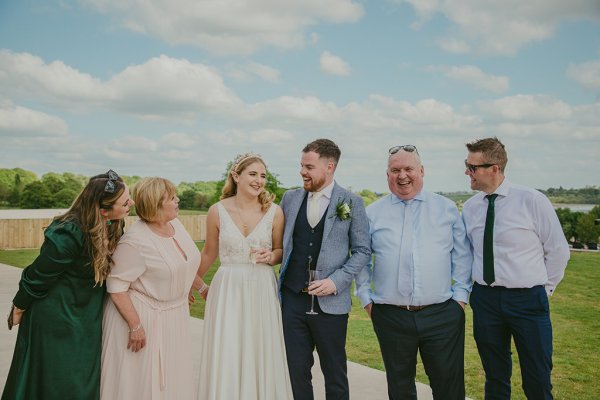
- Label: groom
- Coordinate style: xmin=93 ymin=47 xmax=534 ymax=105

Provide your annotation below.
xmin=279 ymin=138 xmax=370 ymax=400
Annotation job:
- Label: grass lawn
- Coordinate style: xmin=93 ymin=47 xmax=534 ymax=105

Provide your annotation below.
xmin=0 ymin=248 xmax=597 ymax=399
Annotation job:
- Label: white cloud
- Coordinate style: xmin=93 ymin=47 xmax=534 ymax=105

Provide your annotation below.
xmin=320 ymin=51 xmax=351 ymax=76
xmin=106 ymin=55 xmax=241 ymax=118
xmin=478 ymin=94 xmax=573 ymax=122
xmin=428 ymin=65 xmax=509 ymax=93
xmin=110 ymin=136 xmax=158 ymax=154
xmin=567 ymin=59 xmax=600 ymax=93
xmin=0 ymin=49 xmax=107 ymax=106
xmin=82 ymin=0 xmax=364 ymax=55
xmin=0 ymin=104 xmax=68 ymax=136
xmin=246 ymin=96 xmax=343 ymax=123
xmin=248 ymin=129 xmax=294 ymax=144
xmin=400 ymin=0 xmax=600 ymax=55
xmin=0 ymin=51 xmax=241 ymax=120
xmin=247 ymin=62 xmax=281 ymax=83
xmin=227 ymin=62 xmax=281 ymax=84
xmin=436 ymin=37 xmax=471 ymax=54
xmin=160 ymin=132 xmax=197 ymax=149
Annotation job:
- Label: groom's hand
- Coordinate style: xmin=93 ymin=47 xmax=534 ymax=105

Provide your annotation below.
xmin=364 ymin=302 xmax=373 ymax=318
xmin=308 ymin=278 xmax=337 ymax=296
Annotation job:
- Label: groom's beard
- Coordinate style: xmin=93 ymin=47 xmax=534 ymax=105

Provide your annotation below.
xmin=303 ymin=175 xmax=327 ymax=192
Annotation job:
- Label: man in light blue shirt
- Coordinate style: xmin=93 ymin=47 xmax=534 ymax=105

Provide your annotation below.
xmin=355 ymin=145 xmax=472 ymax=400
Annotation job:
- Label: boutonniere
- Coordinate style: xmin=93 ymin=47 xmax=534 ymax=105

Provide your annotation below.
xmin=331 ymin=199 xmax=352 ymax=221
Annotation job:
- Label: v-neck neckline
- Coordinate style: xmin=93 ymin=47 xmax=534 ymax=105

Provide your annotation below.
xmin=219 ymin=202 xmax=271 ymax=239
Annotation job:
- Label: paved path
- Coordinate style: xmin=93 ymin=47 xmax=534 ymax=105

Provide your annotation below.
xmin=0 ymin=262 xmax=435 ymax=399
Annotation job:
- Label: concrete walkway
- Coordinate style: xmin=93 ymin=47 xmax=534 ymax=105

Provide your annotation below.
xmin=0 ymin=262 xmax=435 ymax=399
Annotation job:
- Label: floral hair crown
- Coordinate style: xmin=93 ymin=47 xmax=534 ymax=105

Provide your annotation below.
xmin=231 ymin=152 xmax=264 ymax=173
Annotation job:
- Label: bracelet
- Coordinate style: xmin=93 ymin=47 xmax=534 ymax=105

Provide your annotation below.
xmin=198 ymin=283 xmax=209 ymax=294
xmin=128 ymin=323 xmax=142 ymax=333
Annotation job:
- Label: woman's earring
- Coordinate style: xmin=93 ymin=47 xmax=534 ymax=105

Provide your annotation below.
xmin=106 ymin=220 xmax=112 ymax=226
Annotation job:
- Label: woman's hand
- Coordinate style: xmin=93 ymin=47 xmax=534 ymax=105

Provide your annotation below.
xmin=127 ymin=324 xmax=146 ymax=352
xmin=8 ymin=305 xmax=24 ymax=330
xmin=252 ymin=248 xmax=274 ymax=265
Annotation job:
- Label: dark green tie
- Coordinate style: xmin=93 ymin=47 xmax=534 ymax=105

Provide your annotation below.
xmin=483 ymin=194 xmax=498 ymax=285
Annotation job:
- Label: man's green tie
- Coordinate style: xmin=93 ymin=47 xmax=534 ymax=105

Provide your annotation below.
xmin=483 ymin=194 xmax=498 ymax=285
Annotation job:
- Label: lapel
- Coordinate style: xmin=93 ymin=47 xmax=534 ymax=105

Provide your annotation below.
xmin=322 ymin=183 xmax=344 ymax=242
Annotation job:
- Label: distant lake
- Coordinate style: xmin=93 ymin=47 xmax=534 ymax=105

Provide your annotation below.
xmin=553 ymin=204 xmax=596 ymax=212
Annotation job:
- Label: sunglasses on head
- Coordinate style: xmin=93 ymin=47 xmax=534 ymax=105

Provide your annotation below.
xmin=104 ymin=170 xmax=119 ymax=193
xmin=464 ymin=160 xmax=496 ymax=173
xmin=388 ymin=145 xmax=418 ymax=155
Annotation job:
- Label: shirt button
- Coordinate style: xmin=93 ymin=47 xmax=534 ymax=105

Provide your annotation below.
xmin=309 ymin=242 xmax=313 ymax=246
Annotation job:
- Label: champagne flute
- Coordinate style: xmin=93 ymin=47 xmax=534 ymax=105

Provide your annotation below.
xmin=306 ymin=256 xmax=318 ymax=315
xmin=247 ymin=237 xmax=260 ymax=265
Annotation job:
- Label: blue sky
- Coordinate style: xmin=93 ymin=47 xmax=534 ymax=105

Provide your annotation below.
xmin=1 ymin=0 xmax=599 ymax=193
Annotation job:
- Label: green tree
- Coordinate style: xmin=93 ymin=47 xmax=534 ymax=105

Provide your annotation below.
xmin=576 ymin=213 xmax=600 ymax=244
xmin=357 ymin=189 xmax=383 ymax=206
xmin=0 ymin=168 xmax=37 ymax=206
xmin=41 ymin=173 xmax=66 ymax=195
xmin=555 ymin=208 xmax=584 ymax=242
xmin=20 ymin=181 xmax=53 ymax=208
xmin=53 ymin=188 xmax=79 ymax=208
xmin=179 ymin=189 xmax=198 ymax=209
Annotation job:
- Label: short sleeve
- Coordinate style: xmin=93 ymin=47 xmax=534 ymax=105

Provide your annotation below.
xmin=106 ymin=241 xmax=147 ymax=293
xmin=13 ymin=221 xmax=84 ymax=310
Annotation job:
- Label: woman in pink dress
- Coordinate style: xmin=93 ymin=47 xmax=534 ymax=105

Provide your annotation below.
xmin=101 ymin=177 xmax=200 ymax=399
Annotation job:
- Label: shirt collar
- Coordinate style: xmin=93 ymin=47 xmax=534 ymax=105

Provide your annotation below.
xmin=309 ymin=180 xmax=335 ymax=200
xmin=390 ymin=190 xmax=425 ymax=205
xmin=485 ymin=178 xmax=510 ymax=200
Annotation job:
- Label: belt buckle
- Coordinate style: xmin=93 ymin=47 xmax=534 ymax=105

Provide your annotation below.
xmin=406 ymin=305 xmax=411 ymax=311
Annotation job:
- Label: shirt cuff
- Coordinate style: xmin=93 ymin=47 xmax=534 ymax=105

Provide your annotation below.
xmin=451 ymin=288 xmax=470 ymax=304
xmin=358 ymin=292 xmax=372 ymax=309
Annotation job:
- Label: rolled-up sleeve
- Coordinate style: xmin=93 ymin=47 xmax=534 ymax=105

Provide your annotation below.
xmin=534 ymin=195 xmax=570 ymax=295
xmin=450 ymin=208 xmax=473 ymax=304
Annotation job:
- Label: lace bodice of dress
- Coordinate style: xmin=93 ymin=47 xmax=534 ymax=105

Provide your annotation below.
xmin=217 ymin=202 xmax=275 ymax=264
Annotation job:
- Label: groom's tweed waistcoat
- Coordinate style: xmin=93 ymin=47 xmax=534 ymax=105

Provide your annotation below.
xmin=283 ymin=193 xmax=326 ymax=293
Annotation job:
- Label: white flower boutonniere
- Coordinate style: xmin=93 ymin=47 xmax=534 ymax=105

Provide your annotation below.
xmin=333 ymin=199 xmax=352 ymax=221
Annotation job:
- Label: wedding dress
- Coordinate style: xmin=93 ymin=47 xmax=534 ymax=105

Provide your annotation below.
xmin=197 ymin=202 xmax=293 ymax=400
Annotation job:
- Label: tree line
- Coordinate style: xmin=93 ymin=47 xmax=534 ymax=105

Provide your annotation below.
xmin=1 ymin=168 xmax=598 ymax=245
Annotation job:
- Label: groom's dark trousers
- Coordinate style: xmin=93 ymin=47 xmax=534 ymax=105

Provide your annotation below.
xmin=282 ymin=287 xmax=349 ymax=400
xmin=281 ymin=194 xmax=349 ymax=400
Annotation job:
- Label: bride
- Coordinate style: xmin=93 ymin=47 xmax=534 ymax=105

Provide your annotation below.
xmin=193 ymin=153 xmax=293 ymax=400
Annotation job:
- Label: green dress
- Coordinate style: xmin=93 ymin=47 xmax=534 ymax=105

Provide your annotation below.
xmin=2 ymin=220 xmax=105 ymax=400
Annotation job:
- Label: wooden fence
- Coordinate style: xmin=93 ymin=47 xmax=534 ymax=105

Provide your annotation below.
xmin=0 ymin=215 xmax=207 ymax=249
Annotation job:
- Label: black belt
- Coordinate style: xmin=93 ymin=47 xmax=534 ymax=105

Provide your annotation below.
xmin=395 ymin=304 xmax=431 ymax=311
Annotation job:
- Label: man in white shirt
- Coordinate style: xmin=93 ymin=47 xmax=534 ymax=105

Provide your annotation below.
xmin=462 ymin=137 xmax=570 ymax=400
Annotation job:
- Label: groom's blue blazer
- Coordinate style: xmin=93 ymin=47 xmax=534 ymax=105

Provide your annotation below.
xmin=278 ymin=182 xmax=371 ymax=314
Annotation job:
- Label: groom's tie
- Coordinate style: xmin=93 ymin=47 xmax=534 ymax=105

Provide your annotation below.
xmin=397 ymin=200 xmax=413 ymax=297
xmin=483 ymin=194 xmax=498 ymax=285
xmin=308 ymin=191 xmax=323 ymax=228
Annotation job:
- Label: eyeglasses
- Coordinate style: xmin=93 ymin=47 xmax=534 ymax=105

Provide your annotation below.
xmin=389 ymin=145 xmax=418 ymax=155
xmin=104 ymin=169 xmax=119 ymax=193
xmin=464 ymin=160 xmax=496 ymax=173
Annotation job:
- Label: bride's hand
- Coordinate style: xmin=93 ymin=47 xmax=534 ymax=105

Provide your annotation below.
xmin=253 ymin=249 xmax=273 ymax=265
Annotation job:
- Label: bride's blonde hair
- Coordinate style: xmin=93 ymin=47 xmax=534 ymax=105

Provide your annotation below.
xmin=221 ymin=153 xmax=274 ymax=211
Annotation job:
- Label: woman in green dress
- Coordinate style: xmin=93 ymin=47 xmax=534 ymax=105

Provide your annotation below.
xmin=2 ymin=170 xmax=133 ymax=400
